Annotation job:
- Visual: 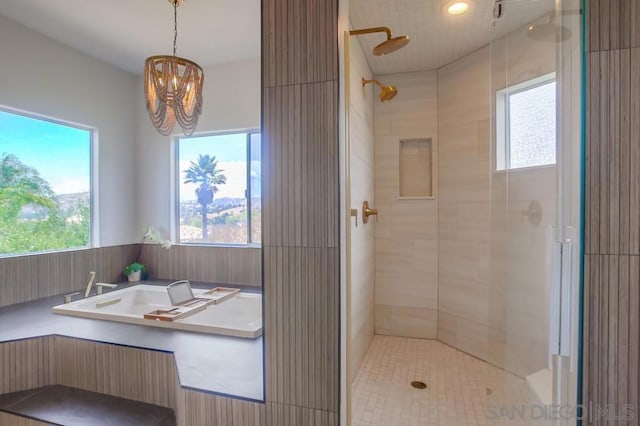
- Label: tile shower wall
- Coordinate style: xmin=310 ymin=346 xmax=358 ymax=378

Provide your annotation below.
xmin=373 ymin=71 xmax=439 ymax=339
xmin=437 ymin=21 xmax=556 ymax=378
xmin=488 ymin=26 xmax=556 ymax=378
xmin=348 ymin=36 xmax=376 ymax=381
xmin=437 ymin=46 xmax=493 ymax=361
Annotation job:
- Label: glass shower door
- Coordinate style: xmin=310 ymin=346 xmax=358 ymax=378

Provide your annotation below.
xmin=488 ymin=0 xmax=582 ymax=423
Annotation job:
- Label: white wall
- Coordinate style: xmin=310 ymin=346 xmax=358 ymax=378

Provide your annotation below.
xmin=373 ymin=71 xmax=439 ymax=338
xmin=135 ymin=58 xmax=261 ymax=236
xmin=0 ymin=15 xmax=138 ymax=246
xmin=348 ymin=36 xmax=375 ymax=381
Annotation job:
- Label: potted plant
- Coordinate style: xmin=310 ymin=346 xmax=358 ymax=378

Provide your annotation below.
xmin=123 ymin=262 xmax=147 ymax=282
xmin=124 ymin=226 xmax=171 ymax=282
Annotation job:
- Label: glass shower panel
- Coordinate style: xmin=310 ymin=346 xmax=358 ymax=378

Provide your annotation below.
xmin=488 ymin=0 xmax=582 ymax=422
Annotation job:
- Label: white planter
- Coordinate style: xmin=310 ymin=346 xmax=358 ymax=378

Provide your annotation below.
xmin=127 ymin=270 xmax=141 ymax=282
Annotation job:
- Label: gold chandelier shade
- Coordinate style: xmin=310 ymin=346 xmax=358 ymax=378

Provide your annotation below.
xmin=145 ymin=55 xmax=204 ymax=136
xmin=144 ymin=0 xmax=203 ymax=136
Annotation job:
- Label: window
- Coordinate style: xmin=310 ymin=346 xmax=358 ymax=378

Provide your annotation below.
xmin=176 ymin=131 xmax=261 ymax=245
xmin=0 ymin=108 xmax=93 ymax=256
xmin=496 ymin=73 xmax=556 ymax=171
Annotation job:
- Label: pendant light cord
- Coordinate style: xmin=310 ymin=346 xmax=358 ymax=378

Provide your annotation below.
xmin=173 ymin=0 xmax=178 ymax=56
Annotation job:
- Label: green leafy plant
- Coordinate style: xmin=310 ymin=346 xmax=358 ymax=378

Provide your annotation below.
xmin=123 ymin=262 xmax=147 ymax=276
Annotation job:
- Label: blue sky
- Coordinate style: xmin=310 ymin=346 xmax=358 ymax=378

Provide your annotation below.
xmin=0 ymin=109 xmax=261 ymax=201
xmin=0 ymin=110 xmax=91 ymax=195
xmin=178 ymin=132 xmax=261 ymax=201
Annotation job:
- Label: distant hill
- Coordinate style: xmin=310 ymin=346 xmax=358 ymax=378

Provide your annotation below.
xmin=18 ymin=192 xmax=89 ymax=220
xmin=56 ymin=192 xmax=89 ymax=214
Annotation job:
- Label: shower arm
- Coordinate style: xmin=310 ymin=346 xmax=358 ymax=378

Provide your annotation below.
xmin=362 ymin=79 xmax=384 ymax=90
xmin=349 ymin=27 xmax=392 ymax=40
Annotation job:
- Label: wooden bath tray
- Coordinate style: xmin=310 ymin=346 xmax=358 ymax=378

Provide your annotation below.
xmin=198 ymin=287 xmax=240 ymax=304
xmin=143 ymin=298 xmax=212 ymax=322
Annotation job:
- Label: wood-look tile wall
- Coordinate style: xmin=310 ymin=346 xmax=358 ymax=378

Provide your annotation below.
xmin=262 ymin=0 xmax=340 ymax=423
xmin=52 ymin=337 xmax=178 ymax=410
xmin=0 ymin=337 xmax=54 ymax=395
xmin=0 ymin=245 xmax=138 ymax=308
xmin=0 ymin=336 xmax=259 ymax=425
xmin=140 ymin=245 xmax=262 ymax=287
xmin=0 ymin=335 xmax=341 ymax=425
xmin=583 ymin=1 xmax=640 ymax=423
xmin=0 ymin=243 xmax=260 ymax=309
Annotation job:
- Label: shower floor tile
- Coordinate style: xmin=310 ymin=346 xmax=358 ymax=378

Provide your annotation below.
xmin=351 ymin=336 xmax=536 ymax=426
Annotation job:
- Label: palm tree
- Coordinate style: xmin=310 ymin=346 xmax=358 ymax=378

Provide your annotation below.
xmin=183 ymin=154 xmax=227 ymax=240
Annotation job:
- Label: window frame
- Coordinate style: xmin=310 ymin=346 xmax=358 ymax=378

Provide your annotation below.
xmin=0 ymin=105 xmax=97 ymax=257
xmin=495 ymin=72 xmax=557 ymax=172
xmin=174 ymin=129 xmax=261 ymax=248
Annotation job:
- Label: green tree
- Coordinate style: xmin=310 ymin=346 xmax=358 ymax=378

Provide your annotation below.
xmin=0 ymin=153 xmax=90 ymax=255
xmin=0 ymin=153 xmax=55 ymax=223
xmin=183 ymin=154 xmax=227 ymax=240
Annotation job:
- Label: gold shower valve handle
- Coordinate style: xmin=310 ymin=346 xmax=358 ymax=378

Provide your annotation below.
xmin=362 ymin=201 xmax=378 ymax=224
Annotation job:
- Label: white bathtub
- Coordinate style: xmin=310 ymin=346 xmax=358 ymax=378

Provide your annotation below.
xmin=52 ymin=284 xmax=262 ymax=338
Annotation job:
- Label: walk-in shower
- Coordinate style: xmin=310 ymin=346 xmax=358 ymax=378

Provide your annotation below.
xmin=342 ymin=0 xmax=583 ymax=424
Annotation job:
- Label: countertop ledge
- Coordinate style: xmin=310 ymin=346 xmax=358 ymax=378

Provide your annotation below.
xmin=0 ymin=280 xmax=264 ymax=402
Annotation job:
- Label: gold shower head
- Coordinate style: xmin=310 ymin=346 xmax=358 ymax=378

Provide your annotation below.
xmin=349 ymin=27 xmax=410 ymax=56
xmin=362 ymin=78 xmax=398 ymax=102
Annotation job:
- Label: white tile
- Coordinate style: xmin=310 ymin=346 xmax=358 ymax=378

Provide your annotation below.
xmin=352 ymin=336 xmax=535 ymax=426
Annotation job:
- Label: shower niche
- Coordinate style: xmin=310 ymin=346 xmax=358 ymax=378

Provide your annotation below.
xmin=398 ymin=138 xmax=434 ymax=199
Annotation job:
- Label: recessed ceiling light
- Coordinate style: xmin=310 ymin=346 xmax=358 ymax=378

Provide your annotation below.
xmin=447 ymin=2 xmax=470 ymax=15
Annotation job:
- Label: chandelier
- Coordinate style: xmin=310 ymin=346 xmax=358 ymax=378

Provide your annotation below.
xmin=145 ymin=0 xmax=204 ymax=136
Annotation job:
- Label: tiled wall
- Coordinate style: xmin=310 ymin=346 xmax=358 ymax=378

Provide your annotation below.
xmin=140 ymin=245 xmax=261 ymax=287
xmin=0 ymin=243 xmax=261 ymax=308
xmin=582 ymin=0 xmax=640 ymax=422
xmin=0 ymin=245 xmax=138 ymax=308
xmin=262 ymin=0 xmax=340 ymax=423
xmin=437 ymin=46 xmax=492 ymax=360
xmin=437 ymin=22 xmax=557 ymax=378
xmin=348 ymin=36 xmax=376 ymax=381
xmin=0 ymin=336 xmax=264 ymax=426
xmin=373 ymin=71 xmax=439 ymax=339
xmin=487 ymin=26 xmax=557 ymax=378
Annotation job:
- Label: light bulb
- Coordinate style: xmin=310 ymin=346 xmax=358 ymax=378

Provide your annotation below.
xmin=447 ymin=2 xmax=469 ymax=15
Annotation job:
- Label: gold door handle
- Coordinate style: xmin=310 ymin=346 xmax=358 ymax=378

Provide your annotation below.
xmin=362 ymin=201 xmax=378 ymax=224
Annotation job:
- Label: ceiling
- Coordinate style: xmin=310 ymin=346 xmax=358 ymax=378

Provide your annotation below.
xmin=350 ymin=0 xmax=555 ymax=75
xmin=0 ymin=0 xmax=261 ymax=75
xmin=0 ymin=0 xmax=554 ymax=76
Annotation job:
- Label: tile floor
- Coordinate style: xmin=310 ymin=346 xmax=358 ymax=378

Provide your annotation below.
xmin=351 ymin=336 xmax=539 ymax=426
